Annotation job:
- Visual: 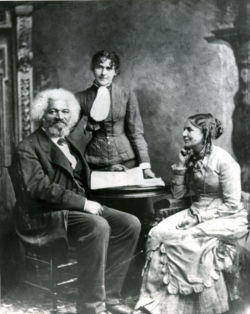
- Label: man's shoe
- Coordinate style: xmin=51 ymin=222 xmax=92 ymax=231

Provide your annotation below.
xmin=106 ymin=303 xmax=133 ymax=314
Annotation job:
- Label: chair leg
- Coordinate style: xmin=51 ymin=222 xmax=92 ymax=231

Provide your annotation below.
xmin=0 ymin=271 xmax=1 ymax=304
xmin=50 ymin=256 xmax=58 ymax=314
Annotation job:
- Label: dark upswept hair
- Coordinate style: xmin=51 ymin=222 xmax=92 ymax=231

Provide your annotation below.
xmin=183 ymin=113 xmax=224 ymax=173
xmin=91 ymin=50 xmax=120 ymax=74
xmin=188 ymin=113 xmax=223 ymax=154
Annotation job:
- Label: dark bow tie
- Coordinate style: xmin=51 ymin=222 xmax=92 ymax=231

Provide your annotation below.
xmin=57 ymin=138 xmax=67 ymax=146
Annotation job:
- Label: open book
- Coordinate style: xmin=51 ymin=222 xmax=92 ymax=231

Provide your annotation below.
xmin=90 ymin=166 xmax=165 ymax=190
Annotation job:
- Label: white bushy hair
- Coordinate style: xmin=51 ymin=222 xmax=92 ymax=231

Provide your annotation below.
xmin=31 ymin=88 xmax=80 ymax=129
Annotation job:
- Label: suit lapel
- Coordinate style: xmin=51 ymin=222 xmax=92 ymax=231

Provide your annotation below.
xmin=36 ymin=128 xmax=74 ymax=176
xmin=50 ymin=145 xmax=74 ymax=175
xmin=67 ymin=137 xmax=91 ymax=183
xmin=66 ymin=137 xmax=84 ymax=162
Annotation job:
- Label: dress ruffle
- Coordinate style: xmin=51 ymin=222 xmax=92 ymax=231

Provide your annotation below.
xmin=135 ymin=146 xmax=249 ymax=314
xmin=136 ymin=239 xmax=231 ymax=314
xmin=142 ymin=239 xmax=236 ymax=297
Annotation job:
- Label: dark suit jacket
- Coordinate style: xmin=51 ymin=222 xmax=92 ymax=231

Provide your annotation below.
xmin=9 ymin=128 xmax=90 ymax=247
xmin=75 ymin=83 xmax=150 ymax=166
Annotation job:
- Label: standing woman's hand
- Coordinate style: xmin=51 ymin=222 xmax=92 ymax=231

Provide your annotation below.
xmin=143 ymin=168 xmax=155 ymax=179
xmin=109 ymin=164 xmax=128 ymax=172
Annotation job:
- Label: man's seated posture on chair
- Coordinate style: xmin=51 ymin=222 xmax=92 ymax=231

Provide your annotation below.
xmin=10 ymin=88 xmax=141 ymax=314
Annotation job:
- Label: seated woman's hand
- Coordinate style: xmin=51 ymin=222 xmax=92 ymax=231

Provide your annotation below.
xmin=176 ymin=148 xmax=193 ymax=167
xmin=109 ymin=164 xmax=128 ymax=171
xmin=177 ymin=212 xmax=198 ymax=230
xmin=143 ymin=168 xmax=155 ymax=178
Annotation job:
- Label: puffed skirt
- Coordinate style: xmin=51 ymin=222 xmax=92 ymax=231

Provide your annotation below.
xmin=135 ymin=200 xmax=248 ymax=314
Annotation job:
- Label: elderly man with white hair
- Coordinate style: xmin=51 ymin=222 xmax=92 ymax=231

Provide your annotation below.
xmin=10 ymin=88 xmax=141 ymax=314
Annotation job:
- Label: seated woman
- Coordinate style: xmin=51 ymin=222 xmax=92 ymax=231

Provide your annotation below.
xmin=135 ymin=113 xmax=249 ymax=314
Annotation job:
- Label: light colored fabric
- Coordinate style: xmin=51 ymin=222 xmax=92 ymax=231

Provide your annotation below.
xmin=90 ymin=86 xmax=111 ymax=122
xmin=135 ymin=145 xmax=249 ymax=314
xmin=136 ymin=272 xmax=229 ymax=314
xmin=51 ymin=137 xmax=77 ymax=169
xmin=139 ymin=162 xmax=151 ymax=169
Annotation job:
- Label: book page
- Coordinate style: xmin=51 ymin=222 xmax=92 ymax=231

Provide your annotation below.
xmin=90 ymin=166 xmax=165 ymax=190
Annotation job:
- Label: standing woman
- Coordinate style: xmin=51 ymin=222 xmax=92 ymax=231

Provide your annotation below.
xmin=135 ymin=113 xmax=249 ymax=314
xmin=75 ymin=50 xmax=154 ymax=178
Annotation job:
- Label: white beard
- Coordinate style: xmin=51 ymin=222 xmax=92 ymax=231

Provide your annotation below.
xmin=42 ymin=121 xmax=71 ymax=137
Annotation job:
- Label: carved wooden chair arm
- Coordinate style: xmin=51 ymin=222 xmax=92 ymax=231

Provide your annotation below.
xmin=153 ymin=193 xmax=191 ymax=225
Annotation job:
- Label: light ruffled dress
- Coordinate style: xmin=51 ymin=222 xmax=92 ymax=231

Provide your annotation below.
xmin=135 ymin=145 xmax=249 ymax=314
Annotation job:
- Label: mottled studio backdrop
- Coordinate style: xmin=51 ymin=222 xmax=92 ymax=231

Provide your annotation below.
xmin=33 ymin=0 xmax=238 ymax=183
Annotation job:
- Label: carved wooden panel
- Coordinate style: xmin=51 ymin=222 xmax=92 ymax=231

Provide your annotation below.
xmin=15 ymin=5 xmax=33 ymax=141
xmin=0 ymin=9 xmax=13 ymax=177
xmin=0 ymin=10 xmax=11 ymax=28
xmin=0 ymin=40 xmax=12 ymax=175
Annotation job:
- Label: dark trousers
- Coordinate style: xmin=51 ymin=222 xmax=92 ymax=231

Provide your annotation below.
xmin=67 ymin=206 xmax=141 ymax=314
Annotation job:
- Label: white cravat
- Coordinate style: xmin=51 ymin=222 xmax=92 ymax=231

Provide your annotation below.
xmin=90 ymin=86 xmax=111 ymax=121
xmin=51 ymin=137 xmax=77 ymax=169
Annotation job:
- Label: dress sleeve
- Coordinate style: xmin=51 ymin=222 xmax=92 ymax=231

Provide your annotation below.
xmin=75 ymin=90 xmax=99 ymax=132
xmin=196 ymin=154 xmax=242 ymax=222
xmin=75 ymin=91 xmax=88 ymax=116
xmin=125 ymin=90 xmax=150 ymax=163
xmin=171 ymin=164 xmax=188 ymax=199
xmin=217 ymin=156 xmax=242 ymax=215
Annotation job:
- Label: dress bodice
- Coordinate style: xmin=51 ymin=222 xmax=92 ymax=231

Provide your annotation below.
xmin=172 ymin=145 xmax=243 ymax=220
xmin=76 ymin=83 xmax=150 ymax=166
xmin=188 ymin=155 xmax=222 ymax=198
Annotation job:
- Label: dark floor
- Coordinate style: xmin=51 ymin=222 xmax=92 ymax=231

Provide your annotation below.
xmin=0 ymin=282 xmax=139 ymax=314
xmin=1 ymin=261 xmax=250 ymax=314
xmin=0 ymin=286 xmax=250 ymax=314
xmin=1 ymin=286 xmax=76 ymax=313
xmin=0 ymin=235 xmax=250 ymax=314
xmin=0 ymin=251 xmax=142 ymax=314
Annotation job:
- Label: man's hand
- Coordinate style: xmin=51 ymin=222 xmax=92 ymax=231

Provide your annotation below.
xmin=143 ymin=168 xmax=155 ymax=178
xmin=84 ymin=200 xmax=104 ymax=215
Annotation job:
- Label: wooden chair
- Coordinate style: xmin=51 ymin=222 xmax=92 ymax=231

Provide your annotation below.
xmin=22 ymin=243 xmax=78 ymax=314
xmin=6 ymin=166 xmax=78 ymax=313
xmin=153 ymin=192 xmax=191 ymax=223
